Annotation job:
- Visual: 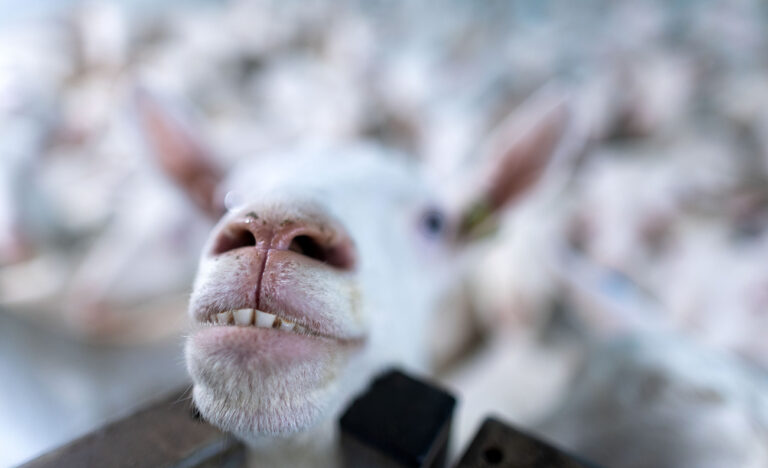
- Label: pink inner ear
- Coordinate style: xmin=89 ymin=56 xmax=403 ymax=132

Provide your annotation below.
xmin=485 ymin=97 xmax=570 ymax=210
xmin=454 ymin=91 xmax=570 ymax=241
xmin=136 ymin=88 xmax=224 ymax=218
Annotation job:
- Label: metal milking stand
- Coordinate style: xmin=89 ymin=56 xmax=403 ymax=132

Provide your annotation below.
xmin=19 ymin=369 xmax=603 ymax=468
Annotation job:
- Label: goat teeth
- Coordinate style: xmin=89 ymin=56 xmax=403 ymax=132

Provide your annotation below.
xmin=216 ymin=311 xmax=232 ymax=325
xmin=233 ymin=308 xmax=254 ymax=325
xmin=255 ymin=310 xmax=276 ymax=328
xmin=213 ymin=308 xmax=302 ymax=333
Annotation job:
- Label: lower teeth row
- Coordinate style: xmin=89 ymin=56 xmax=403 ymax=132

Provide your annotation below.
xmin=213 ymin=308 xmax=304 ymax=333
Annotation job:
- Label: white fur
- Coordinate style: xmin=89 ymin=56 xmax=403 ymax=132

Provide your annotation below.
xmin=185 ymin=143 xmax=458 ymax=466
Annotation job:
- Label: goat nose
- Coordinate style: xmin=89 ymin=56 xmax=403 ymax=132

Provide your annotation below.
xmin=208 ymin=210 xmax=357 ymax=271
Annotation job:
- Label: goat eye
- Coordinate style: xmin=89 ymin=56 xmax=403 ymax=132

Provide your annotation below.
xmin=420 ymin=207 xmax=446 ymax=238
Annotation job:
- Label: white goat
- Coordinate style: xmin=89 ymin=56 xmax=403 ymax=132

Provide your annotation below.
xmin=136 ymin=86 xmax=572 ymax=467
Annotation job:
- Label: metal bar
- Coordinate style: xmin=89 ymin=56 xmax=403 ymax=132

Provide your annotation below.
xmin=454 ymin=417 xmax=602 ymax=468
xmin=18 ymin=389 xmax=245 ymax=468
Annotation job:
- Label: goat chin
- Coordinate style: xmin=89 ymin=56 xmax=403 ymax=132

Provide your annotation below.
xmin=207 ymin=352 xmax=394 ymax=468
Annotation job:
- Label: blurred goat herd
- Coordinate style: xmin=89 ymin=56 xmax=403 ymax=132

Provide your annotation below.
xmin=1 ymin=1 xmax=767 ymax=467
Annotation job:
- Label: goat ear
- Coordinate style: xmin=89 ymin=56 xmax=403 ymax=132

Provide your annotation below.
xmin=134 ymin=87 xmax=224 ymax=218
xmin=456 ymin=86 xmax=571 ymax=241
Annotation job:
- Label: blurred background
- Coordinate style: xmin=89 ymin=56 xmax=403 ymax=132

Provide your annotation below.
xmin=1 ymin=0 xmax=767 ymax=466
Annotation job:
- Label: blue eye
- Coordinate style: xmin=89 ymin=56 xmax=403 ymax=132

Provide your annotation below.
xmin=420 ymin=207 xmax=445 ymax=238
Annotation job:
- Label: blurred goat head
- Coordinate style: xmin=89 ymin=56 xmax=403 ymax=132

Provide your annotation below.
xmin=136 ymin=85 xmax=572 ymax=440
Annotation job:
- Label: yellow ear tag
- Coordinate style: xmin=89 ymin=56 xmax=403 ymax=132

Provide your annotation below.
xmin=458 ymin=198 xmax=500 ymax=241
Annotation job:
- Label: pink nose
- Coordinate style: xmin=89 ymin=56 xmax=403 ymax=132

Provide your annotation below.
xmin=208 ymin=209 xmax=357 ymax=271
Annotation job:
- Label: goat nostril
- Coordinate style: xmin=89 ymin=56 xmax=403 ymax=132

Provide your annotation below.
xmin=288 ymin=235 xmax=323 ymax=259
xmin=209 ymin=216 xmax=356 ymax=269
xmin=287 ymin=235 xmax=355 ymax=270
xmin=212 ymin=228 xmax=256 ymax=255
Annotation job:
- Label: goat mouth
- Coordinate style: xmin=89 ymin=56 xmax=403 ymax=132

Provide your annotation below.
xmin=191 ymin=249 xmax=365 ymax=343
xmin=203 ymin=308 xmax=337 ymax=341
xmin=196 ymin=304 xmax=366 ymax=347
